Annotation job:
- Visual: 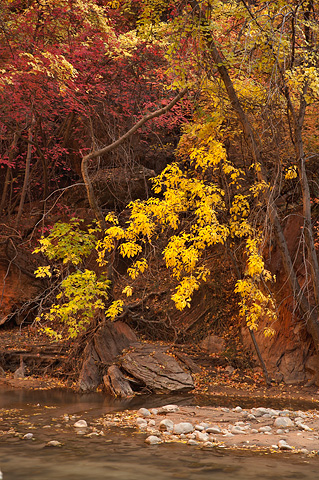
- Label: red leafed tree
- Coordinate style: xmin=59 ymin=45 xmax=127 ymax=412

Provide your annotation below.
xmin=0 ymin=0 xmax=189 ymax=224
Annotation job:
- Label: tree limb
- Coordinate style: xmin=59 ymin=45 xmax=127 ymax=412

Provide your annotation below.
xmin=81 ymin=88 xmax=188 ymax=227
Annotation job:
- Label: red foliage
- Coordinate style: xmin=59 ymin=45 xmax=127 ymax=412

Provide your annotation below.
xmin=0 ymin=0 xmax=189 ymax=210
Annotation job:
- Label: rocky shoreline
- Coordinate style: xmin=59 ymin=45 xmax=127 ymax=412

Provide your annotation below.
xmin=99 ymin=403 xmax=319 ymax=455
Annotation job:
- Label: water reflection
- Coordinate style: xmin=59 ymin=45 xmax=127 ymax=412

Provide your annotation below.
xmin=1 ymin=387 xmax=319 ymax=412
xmin=1 ymin=388 xmax=319 ymax=480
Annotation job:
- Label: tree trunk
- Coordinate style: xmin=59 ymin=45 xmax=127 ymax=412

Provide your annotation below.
xmin=207 ymin=39 xmax=319 ymax=349
xmin=15 ymin=120 xmax=34 ymax=229
xmin=0 ymin=133 xmax=18 ymax=213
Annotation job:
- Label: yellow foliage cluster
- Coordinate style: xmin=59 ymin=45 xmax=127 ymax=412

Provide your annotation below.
xmin=235 ymin=238 xmax=276 ymax=332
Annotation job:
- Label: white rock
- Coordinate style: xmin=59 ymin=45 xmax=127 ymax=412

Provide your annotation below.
xmin=150 ymin=409 xmax=158 ymax=415
xmin=195 ymin=425 xmax=204 ymax=431
xmin=188 ymin=439 xmax=199 ymax=445
xmin=138 ymin=408 xmax=151 ymax=417
xmin=271 ymin=444 xmax=279 ymax=450
xmin=221 ymin=408 xmax=230 ymax=413
xmin=274 ymin=417 xmax=294 ymax=428
xmin=200 ymin=423 xmax=209 ymax=429
xmin=300 ymin=448 xmax=309 ymax=454
xmin=258 ymin=426 xmax=272 ymax=433
xmin=158 ymin=405 xmax=180 ymax=413
xmin=251 ymin=429 xmax=258 ymax=434
xmin=206 ymin=426 xmax=221 ymax=434
xmin=268 ymin=409 xmax=280 ymax=417
xmin=202 ymin=441 xmax=214 ymax=447
xmin=46 ymin=440 xmax=62 ymax=447
xmin=159 ymin=419 xmax=174 ymax=432
xmin=278 ymin=439 xmax=293 ymax=450
xmin=148 ymin=420 xmax=156 ymax=427
xmin=195 ymin=431 xmax=209 ymax=442
xmin=247 ymin=414 xmax=256 ymax=420
xmin=279 ymin=410 xmax=291 ymax=416
xmin=297 ymin=423 xmax=312 ymax=432
xmin=276 ymin=429 xmax=284 ymax=434
xmin=230 ymin=426 xmax=246 ymax=435
xmin=173 ymin=423 xmax=194 ymax=435
xmin=253 ymin=407 xmax=269 ymax=416
xmin=296 ymin=412 xmax=307 ymax=419
xmin=233 ymin=406 xmax=242 ymax=413
xmin=136 ymin=418 xmax=148 ymax=427
xmin=23 ymin=433 xmax=33 ymax=440
xmin=74 ymin=420 xmax=88 ymax=428
xmin=145 ymin=435 xmax=161 ymax=445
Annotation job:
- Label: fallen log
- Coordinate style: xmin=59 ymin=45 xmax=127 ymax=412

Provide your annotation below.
xmin=103 ymin=365 xmax=134 ymax=398
xmin=120 ymin=344 xmax=194 ymax=394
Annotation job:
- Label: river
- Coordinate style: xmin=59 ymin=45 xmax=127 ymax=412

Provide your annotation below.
xmin=1 ymin=388 xmax=319 ymax=479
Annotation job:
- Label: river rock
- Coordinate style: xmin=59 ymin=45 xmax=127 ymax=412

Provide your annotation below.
xmin=188 ymin=439 xmax=199 ymax=445
xmin=247 ymin=414 xmax=256 ymax=420
xmin=195 ymin=425 xmax=205 ymax=431
xmin=274 ymin=417 xmax=294 ymax=428
xmin=74 ymin=420 xmax=88 ymax=428
xmin=296 ymin=423 xmax=312 ymax=432
xmin=203 ymin=441 xmax=214 ymax=447
xmin=136 ymin=418 xmax=148 ymax=427
xmin=173 ymin=423 xmax=194 ymax=435
xmin=195 ymin=431 xmax=209 ymax=442
xmin=206 ymin=426 xmax=221 ymax=434
xmin=230 ymin=425 xmax=246 ymax=435
xmin=145 ymin=435 xmax=162 ymax=445
xmin=159 ymin=419 xmax=174 ymax=432
xmin=23 ymin=433 xmax=33 ymax=440
xmin=157 ymin=405 xmax=180 ymax=414
xmin=252 ymin=407 xmax=269 ymax=417
xmin=233 ymin=406 xmax=242 ymax=413
xmin=46 ymin=440 xmax=62 ymax=447
xmin=138 ymin=408 xmax=151 ymax=418
xmin=278 ymin=439 xmax=294 ymax=450
xmin=258 ymin=426 xmax=272 ymax=433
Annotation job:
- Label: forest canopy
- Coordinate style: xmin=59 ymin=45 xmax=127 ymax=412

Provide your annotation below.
xmin=1 ymin=1 xmax=319 ymax=350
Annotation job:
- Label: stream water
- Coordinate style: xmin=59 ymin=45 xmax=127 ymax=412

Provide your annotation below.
xmin=1 ymin=388 xmax=319 ymax=480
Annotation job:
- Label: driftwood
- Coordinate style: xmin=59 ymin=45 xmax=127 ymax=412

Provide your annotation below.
xmin=78 ymin=321 xmax=138 ymax=392
xmin=103 ymin=365 xmax=134 ymax=398
xmin=120 ymin=344 xmax=194 ymax=394
xmin=78 ymin=320 xmax=195 ymax=396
